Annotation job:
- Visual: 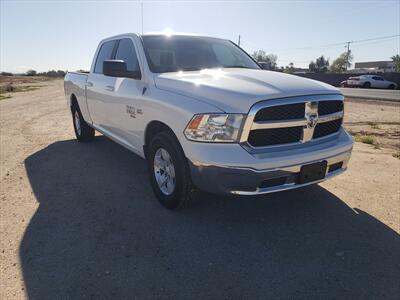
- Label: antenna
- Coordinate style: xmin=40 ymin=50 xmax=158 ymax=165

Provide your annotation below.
xmin=141 ymin=2 xmax=144 ymax=35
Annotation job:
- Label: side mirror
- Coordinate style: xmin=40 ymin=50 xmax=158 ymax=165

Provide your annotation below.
xmin=103 ymin=60 xmax=141 ymax=79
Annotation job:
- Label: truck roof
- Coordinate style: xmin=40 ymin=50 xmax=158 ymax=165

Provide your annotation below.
xmin=101 ymin=32 xmax=226 ymax=42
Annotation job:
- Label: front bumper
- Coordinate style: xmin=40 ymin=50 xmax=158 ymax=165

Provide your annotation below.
xmin=186 ymin=129 xmax=353 ymax=195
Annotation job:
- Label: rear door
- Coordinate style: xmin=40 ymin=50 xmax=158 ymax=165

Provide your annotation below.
xmin=86 ymin=39 xmax=118 ymax=129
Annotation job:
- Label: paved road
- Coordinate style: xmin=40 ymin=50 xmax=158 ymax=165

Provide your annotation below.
xmin=340 ymin=87 xmax=400 ymax=101
xmin=1 ymin=80 xmax=399 ymax=299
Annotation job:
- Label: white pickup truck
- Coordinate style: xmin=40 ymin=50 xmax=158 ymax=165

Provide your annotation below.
xmin=64 ymin=33 xmax=353 ymax=209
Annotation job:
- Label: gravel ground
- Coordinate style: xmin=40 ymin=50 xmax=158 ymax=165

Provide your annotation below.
xmin=1 ymin=79 xmax=399 ymax=299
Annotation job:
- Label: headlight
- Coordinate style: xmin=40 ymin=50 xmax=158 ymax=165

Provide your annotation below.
xmin=184 ymin=114 xmax=245 ymax=142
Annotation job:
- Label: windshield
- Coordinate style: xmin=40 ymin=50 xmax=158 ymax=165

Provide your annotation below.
xmin=142 ymin=35 xmax=260 ymax=73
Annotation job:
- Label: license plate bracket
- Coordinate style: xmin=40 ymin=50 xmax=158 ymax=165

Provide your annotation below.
xmin=298 ymin=161 xmax=327 ymax=184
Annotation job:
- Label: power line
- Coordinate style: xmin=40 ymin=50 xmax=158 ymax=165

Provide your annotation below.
xmin=352 ymin=34 xmax=400 ymax=44
xmin=261 ymin=34 xmax=400 ymax=53
xmin=251 ymin=35 xmax=398 ymax=67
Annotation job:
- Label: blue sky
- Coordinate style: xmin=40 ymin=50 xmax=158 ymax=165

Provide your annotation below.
xmin=1 ymin=0 xmax=399 ymax=73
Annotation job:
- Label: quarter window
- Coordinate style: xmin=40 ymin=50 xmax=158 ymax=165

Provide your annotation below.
xmin=94 ymin=40 xmax=116 ymax=74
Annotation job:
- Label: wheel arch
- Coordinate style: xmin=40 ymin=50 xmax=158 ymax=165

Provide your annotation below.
xmin=144 ymin=120 xmax=183 ymax=158
xmin=70 ymin=94 xmax=78 ymax=111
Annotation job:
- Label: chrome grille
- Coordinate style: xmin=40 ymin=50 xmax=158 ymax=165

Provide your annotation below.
xmin=254 ymin=103 xmax=305 ymax=121
xmin=313 ymin=118 xmax=343 ymax=139
xmin=248 ymin=126 xmax=303 ymax=147
xmin=240 ymin=95 xmax=344 ymax=149
xmin=318 ymin=100 xmax=343 ymax=115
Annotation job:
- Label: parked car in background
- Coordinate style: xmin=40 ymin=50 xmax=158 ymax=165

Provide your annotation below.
xmin=346 ymin=75 xmax=397 ymax=89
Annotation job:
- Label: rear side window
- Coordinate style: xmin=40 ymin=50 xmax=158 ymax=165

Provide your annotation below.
xmin=94 ymin=40 xmax=116 ymax=74
xmin=115 ymin=38 xmax=140 ymax=72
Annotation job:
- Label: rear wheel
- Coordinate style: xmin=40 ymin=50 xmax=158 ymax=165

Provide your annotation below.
xmin=363 ymin=82 xmax=371 ymax=88
xmin=147 ymin=131 xmax=194 ymax=209
xmin=72 ymin=104 xmax=95 ymax=142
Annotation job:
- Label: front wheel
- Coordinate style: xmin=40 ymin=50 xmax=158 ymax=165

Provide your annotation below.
xmin=388 ymin=84 xmax=395 ymax=89
xmin=147 ymin=131 xmax=194 ymax=209
xmin=72 ymin=104 xmax=95 ymax=142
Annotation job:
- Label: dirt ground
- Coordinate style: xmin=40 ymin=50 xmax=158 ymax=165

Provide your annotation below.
xmin=344 ymin=99 xmax=400 ymax=151
xmin=0 ymin=75 xmax=52 ymax=84
xmin=1 ymin=79 xmax=399 ymax=299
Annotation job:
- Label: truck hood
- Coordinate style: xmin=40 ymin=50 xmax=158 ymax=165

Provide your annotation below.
xmin=154 ymin=68 xmax=341 ymax=113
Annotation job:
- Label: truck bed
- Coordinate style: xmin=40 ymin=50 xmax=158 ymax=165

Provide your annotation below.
xmin=64 ymin=72 xmax=91 ymax=122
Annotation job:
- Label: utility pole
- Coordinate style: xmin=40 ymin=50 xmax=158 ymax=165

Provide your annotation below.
xmin=238 ymin=35 xmax=241 ymax=46
xmin=345 ymin=41 xmax=351 ymax=71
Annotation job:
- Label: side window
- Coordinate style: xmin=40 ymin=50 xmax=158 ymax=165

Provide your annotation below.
xmin=94 ymin=40 xmax=116 ymax=74
xmin=115 ymin=38 xmax=140 ymax=72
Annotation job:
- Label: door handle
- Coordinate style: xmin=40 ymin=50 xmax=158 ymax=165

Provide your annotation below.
xmin=86 ymin=81 xmax=93 ymax=87
xmin=105 ymin=85 xmax=115 ymax=92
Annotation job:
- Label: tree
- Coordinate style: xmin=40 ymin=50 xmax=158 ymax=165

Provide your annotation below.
xmin=309 ymin=56 xmax=329 ymax=73
xmin=330 ymin=51 xmax=353 ymax=73
xmin=26 ymin=69 xmax=37 ymax=76
xmin=37 ymin=70 xmax=66 ymax=77
xmin=391 ymin=54 xmax=400 ymax=72
xmin=252 ymin=50 xmax=278 ymax=70
xmin=283 ymin=62 xmax=295 ymax=74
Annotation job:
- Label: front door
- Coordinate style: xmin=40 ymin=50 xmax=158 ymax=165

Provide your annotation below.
xmin=101 ymin=38 xmax=144 ymax=152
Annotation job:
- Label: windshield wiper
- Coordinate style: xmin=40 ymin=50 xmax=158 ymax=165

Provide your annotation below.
xmin=222 ymin=65 xmax=253 ymax=69
xmin=180 ymin=66 xmax=202 ymax=71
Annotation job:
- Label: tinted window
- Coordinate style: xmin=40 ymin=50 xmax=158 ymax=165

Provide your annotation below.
xmin=94 ymin=40 xmax=116 ymax=74
xmin=142 ymin=35 xmax=260 ymax=73
xmin=115 ymin=38 xmax=140 ymax=72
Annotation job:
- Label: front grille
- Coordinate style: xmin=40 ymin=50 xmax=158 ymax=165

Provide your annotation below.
xmin=248 ymin=126 xmax=303 ymax=147
xmin=318 ymin=101 xmax=343 ymax=115
xmin=254 ymin=103 xmax=305 ymax=121
xmin=313 ymin=118 xmax=343 ymax=139
xmin=244 ymin=97 xmax=344 ymax=148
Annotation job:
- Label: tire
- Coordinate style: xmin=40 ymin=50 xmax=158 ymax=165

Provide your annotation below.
xmin=72 ymin=103 xmax=95 ymax=142
xmin=363 ymin=82 xmax=371 ymax=88
xmin=147 ymin=131 xmax=194 ymax=209
xmin=388 ymin=84 xmax=395 ymax=90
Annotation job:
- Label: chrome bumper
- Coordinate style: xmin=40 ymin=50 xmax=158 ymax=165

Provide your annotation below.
xmin=189 ymin=148 xmax=352 ymax=196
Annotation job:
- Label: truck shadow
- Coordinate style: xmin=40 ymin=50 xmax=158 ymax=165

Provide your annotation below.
xmin=22 ymin=137 xmax=400 ymax=299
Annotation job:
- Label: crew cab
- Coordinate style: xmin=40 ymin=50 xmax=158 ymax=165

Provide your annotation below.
xmin=64 ymin=33 xmax=353 ymax=209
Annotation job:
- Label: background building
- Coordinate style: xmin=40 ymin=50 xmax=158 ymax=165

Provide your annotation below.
xmin=353 ymin=61 xmax=396 ymax=73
